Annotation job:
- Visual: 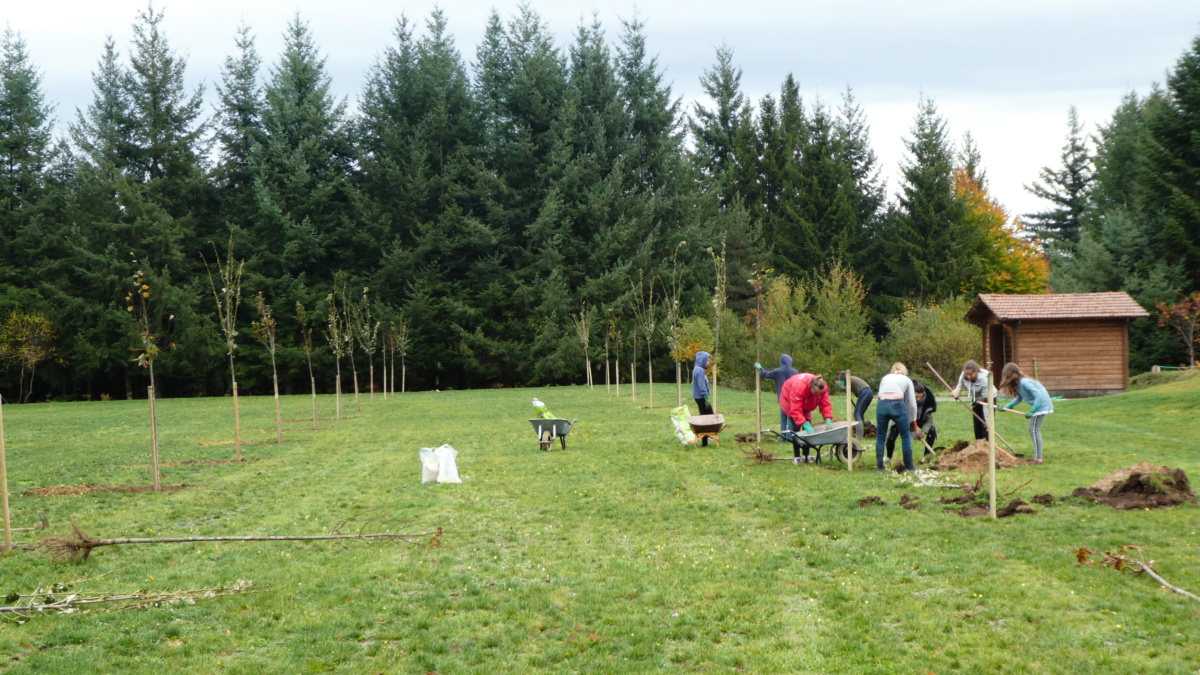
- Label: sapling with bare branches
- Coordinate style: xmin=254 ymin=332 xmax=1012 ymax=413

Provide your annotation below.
xmin=707 ymin=238 xmax=728 ymax=410
xmin=252 ymin=293 xmax=284 ymax=444
xmin=390 ymin=320 xmax=410 ymax=394
xmin=1157 ymin=291 xmax=1200 ymax=367
xmin=570 ymin=303 xmax=594 ymax=388
xmin=324 ymin=292 xmax=348 ymax=419
xmin=336 ymin=281 xmax=363 ymax=412
xmin=296 ymin=302 xmax=319 ymax=430
xmin=203 ymin=241 xmax=246 ymax=461
xmin=126 ymin=258 xmax=170 ymax=491
xmin=631 ymin=274 xmax=659 ymax=408
xmin=664 ymin=241 xmax=686 ymax=406
xmin=351 ymin=288 xmax=381 ymax=404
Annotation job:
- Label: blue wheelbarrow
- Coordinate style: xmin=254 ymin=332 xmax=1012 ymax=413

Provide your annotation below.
xmin=529 ymin=418 xmax=578 ymax=451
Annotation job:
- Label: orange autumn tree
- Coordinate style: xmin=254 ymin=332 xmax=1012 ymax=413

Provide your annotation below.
xmin=954 ymin=168 xmax=1049 ymax=294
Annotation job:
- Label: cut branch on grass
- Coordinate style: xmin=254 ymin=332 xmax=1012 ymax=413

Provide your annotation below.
xmin=1 ymin=579 xmax=259 ymax=621
xmin=39 ymin=518 xmax=445 ymax=563
xmin=1077 ymin=545 xmax=1200 ymax=603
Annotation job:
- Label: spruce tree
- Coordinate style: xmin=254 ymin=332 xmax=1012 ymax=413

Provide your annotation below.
xmin=689 ymin=45 xmax=746 ymax=202
xmin=1024 ymin=106 xmax=1093 ymax=252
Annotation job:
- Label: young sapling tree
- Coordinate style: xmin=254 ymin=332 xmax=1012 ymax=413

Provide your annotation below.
xmin=664 ymin=242 xmax=686 ymax=406
xmin=324 ymin=291 xmax=348 ymax=419
xmin=252 ymin=292 xmax=283 ymax=443
xmin=204 ymin=242 xmax=246 ymax=461
xmin=296 ymin=302 xmax=320 ymax=430
xmin=707 ymin=238 xmax=728 ymax=410
xmin=351 ymin=288 xmax=381 ymax=404
xmin=126 ymin=259 xmax=169 ymax=491
xmin=570 ymin=303 xmax=594 ymax=389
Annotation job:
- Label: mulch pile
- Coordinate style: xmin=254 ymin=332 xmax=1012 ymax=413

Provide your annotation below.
xmin=24 ymin=484 xmax=191 ymax=497
xmin=1071 ymin=462 xmax=1195 ymax=510
xmin=936 ymin=439 xmax=1030 ymax=473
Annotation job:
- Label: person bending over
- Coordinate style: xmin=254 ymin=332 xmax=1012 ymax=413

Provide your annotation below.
xmin=951 ymin=359 xmax=994 ymax=441
xmin=779 ymin=373 xmax=834 ymax=463
xmin=886 ymin=380 xmax=936 ymax=461
xmin=998 ymin=362 xmax=1054 ymax=464
xmin=836 ymin=370 xmax=874 ymax=424
xmin=876 ymin=363 xmax=918 ymax=473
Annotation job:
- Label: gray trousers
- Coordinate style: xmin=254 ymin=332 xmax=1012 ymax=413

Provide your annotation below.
xmin=1029 ymin=414 xmax=1047 ymax=460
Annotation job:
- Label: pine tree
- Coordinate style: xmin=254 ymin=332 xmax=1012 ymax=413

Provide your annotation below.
xmin=881 ymin=96 xmax=973 ymax=307
xmin=0 ymin=29 xmax=54 ymax=216
xmin=689 ymin=45 xmax=745 ymax=202
xmin=213 ymin=23 xmax=264 ymax=231
xmin=1024 ymin=106 xmax=1093 ymax=252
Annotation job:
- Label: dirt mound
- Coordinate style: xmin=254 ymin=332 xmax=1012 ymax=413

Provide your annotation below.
xmin=1071 ymin=463 xmax=1195 ymax=510
xmin=857 ymin=496 xmax=885 ymax=507
xmin=899 ymin=493 xmax=919 ymax=505
xmin=25 ymin=484 xmax=191 ymax=497
xmin=862 ymin=421 xmax=876 ymax=438
xmin=734 ymin=433 xmax=776 ymax=443
xmin=936 ymin=439 xmax=1030 ymax=473
xmin=1031 ymin=493 xmax=1056 ymax=506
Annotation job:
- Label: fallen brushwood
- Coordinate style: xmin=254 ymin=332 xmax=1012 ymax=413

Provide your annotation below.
xmin=39 ymin=517 xmax=444 ymax=563
xmin=1077 ymin=545 xmax=1200 ymax=603
xmin=1 ymin=579 xmax=258 ymax=621
xmin=738 ymin=441 xmax=776 ymax=465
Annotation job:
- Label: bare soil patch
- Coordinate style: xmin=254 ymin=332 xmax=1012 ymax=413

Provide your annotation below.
xmin=1071 ymin=462 xmax=1195 ymax=510
xmin=857 ymin=496 xmax=885 ymax=507
xmin=25 ymin=484 xmax=191 ymax=497
xmin=957 ymin=498 xmax=1036 ymax=518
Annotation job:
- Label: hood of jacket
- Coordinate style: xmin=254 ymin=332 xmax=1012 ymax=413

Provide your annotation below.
xmin=779 ymin=354 xmax=793 ymax=369
xmin=695 ymin=351 xmax=710 ymax=369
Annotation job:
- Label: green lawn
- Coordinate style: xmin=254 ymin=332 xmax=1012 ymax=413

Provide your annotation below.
xmin=0 ymin=379 xmax=1197 ymax=673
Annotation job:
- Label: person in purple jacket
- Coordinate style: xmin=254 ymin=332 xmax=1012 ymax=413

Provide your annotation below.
xmin=755 ymin=354 xmax=799 ymax=431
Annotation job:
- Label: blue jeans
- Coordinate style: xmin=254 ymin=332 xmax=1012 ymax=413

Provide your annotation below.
xmin=854 ymin=388 xmax=873 ymax=422
xmin=876 ymin=399 xmax=914 ymax=471
xmin=779 ymin=409 xmax=795 ymax=433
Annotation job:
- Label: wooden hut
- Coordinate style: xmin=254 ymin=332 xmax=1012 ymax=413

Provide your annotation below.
xmin=964 ymin=292 xmax=1149 ymax=397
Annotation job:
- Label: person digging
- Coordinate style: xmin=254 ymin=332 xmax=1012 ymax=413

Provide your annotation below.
xmin=779 ymin=373 xmax=834 ymax=464
xmin=885 ymin=380 xmax=937 ymax=463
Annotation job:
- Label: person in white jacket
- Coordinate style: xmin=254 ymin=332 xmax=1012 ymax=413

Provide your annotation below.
xmin=950 ymin=360 xmax=994 ymax=441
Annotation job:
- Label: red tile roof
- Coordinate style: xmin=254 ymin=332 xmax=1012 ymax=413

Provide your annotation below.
xmin=966 ymin=292 xmax=1149 ymax=323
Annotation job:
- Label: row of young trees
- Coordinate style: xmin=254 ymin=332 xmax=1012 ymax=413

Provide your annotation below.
xmin=0 ymin=5 xmax=1191 ymax=401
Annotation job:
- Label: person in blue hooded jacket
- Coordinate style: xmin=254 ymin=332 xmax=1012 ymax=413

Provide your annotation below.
xmin=692 ymin=351 xmax=713 ymax=415
xmin=755 ymin=354 xmax=799 ymax=431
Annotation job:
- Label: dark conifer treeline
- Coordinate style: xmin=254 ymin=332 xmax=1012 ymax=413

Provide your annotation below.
xmin=0 ymin=8 xmax=1195 ymax=400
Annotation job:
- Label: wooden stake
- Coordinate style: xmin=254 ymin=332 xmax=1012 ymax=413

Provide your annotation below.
xmin=148 ymin=386 xmax=161 ymax=492
xmin=233 ymin=380 xmax=242 ymax=462
xmin=1 ymin=394 xmax=10 ymax=553
xmin=987 ymin=361 xmax=997 ymax=520
xmin=755 ymin=282 xmax=762 ymax=446
xmin=846 ymin=370 xmax=854 ymax=472
xmin=631 ymin=360 xmax=636 ymax=404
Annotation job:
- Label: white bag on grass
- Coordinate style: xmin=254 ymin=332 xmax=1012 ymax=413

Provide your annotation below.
xmin=419 ymin=444 xmax=462 ymax=484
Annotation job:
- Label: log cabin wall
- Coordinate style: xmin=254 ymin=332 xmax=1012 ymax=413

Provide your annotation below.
xmin=1009 ymin=320 xmax=1129 ymax=393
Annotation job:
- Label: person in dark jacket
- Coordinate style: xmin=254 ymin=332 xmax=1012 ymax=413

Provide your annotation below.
xmin=756 ymin=354 xmax=799 ymax=431
xmin=886 ymin=380 xmax=937 ymax=460
xmin=692 ymin=351 xmax=712 ymax=415
xmin=836 ymin=371 xmax=874 ymax=423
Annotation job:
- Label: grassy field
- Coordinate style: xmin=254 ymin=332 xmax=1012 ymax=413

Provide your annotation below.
xmin=0 ymin=377 xmax=1197 ymax=673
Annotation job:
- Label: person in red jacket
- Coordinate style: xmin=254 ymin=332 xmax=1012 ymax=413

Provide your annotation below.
xmin=780 ymin=373 xmax=834 ymax=462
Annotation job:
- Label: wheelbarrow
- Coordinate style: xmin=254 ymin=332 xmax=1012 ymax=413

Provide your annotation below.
xmin=768 ymin=420 xmax=864 ymax=464
xmin=687 ymin=414 xmax=726 ymax=446
xmin=529 ymin=418 xmax=578 ymax=451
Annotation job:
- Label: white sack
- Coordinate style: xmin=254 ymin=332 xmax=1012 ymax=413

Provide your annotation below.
xmin=433 ymin=444 xmax=462 ymax=483
xmin=419 ymin=444 xmax=462 ymax=484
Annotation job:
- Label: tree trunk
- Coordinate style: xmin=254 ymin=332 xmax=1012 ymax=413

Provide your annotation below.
xmin=605 ymin=338 xmax=610 ymax=393
xmin=335 ymin=355 xmax=343 ymax=420
xmin=401 ymin=358 xmax=406 ymax=393
xmin=351 ymin=355 xmax=361 ymax=412
xmin=382 ymin=349 xmax=389 ymax=400
xmin=0 ymin=394 xmax=9 ymax=553
xmin=148 ymin=384 xmax=160 ymax=492
xmin=676 ymin=361 xmax=682 ymax=407
xmin=585 ymin=357 xmax=593 ymax=389
xmin=368 ymin=358 xmax=375 ymax=405
xmin=271 ymin=352 xmax=283 ymax=444
xmin=647 ymin=338 xmax=653 ymax=409
xmin=17 ymin=364 xmax=25 ymax=405
xmin=229 ymin=353 xmax=242 ymax=462
xmin=615 ymin=356 xmax=620 ymax=397
xmin=310 ymin=376 xmax=319 ymax=431
xmin=631 ymin=356 xmax=637 ymax=404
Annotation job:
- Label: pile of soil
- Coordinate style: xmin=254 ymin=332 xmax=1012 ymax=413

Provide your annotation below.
xmin=1071 ymin=462 xmax=1195 ymax=510
xmin=734 ymin=433 xmax=776 ymax=443
xmin=25 ymin=484 xmax=191 ymax=497
xmin=862 ymin=421 xmax=876 ymax=439
xmin=1031 ymin=493 xmax=1056 ymax=506
xmin=899 ymin=493 xmax=921 ymax=510
xmin=936 ymin=439 xmax=1030 ymax=473
xmin=857 ymin=496 xmax=885 ymax=507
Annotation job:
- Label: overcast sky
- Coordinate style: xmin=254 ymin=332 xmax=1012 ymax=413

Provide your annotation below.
xmin=6 ymin=1 xmax=1200 ymax=220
